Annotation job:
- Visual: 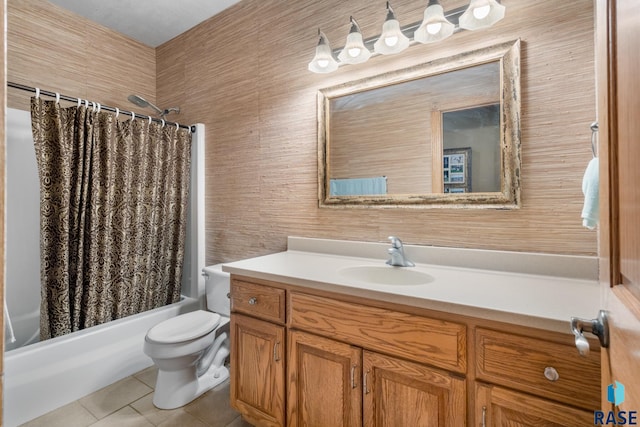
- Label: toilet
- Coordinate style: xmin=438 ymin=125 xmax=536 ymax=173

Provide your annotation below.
xmin=143 ymin=264 xmax=231 ymax=409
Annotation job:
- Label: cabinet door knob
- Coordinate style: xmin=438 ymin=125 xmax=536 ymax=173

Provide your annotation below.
xmin=364 ymin=369 xmax=371 ymax=395
xmin=544 ymin=366 xmax=559 ymax=382
xmin=273 ymin=341 xmax=280 ymax=362
xmin=350 ymin=364 xmax=357 ymax=389
xmin=248 ymin=297 xmax=257 ymax=305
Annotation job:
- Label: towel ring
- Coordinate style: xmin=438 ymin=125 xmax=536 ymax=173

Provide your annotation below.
xmin=590 ymin=122 xmax=598 ymax=158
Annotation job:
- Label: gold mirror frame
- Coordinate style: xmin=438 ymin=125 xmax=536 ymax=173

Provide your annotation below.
xmin=318 ymin=39 xmax=521 ymax=209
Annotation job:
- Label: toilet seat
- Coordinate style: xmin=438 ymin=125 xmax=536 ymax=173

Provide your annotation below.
xmin=147 ymin=310 xmax=221 ymax=344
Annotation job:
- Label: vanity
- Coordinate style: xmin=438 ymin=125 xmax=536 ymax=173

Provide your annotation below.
xmin=223 ymin=237 xmax=601 ymax=427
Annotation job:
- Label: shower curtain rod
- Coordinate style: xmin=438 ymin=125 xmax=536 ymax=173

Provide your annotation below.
xmin=7 ymin=81 xmax=194 ymax=132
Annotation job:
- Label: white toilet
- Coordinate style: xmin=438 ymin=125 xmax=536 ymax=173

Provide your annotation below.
xmin=143 ymin=264 xmax=231 ymax=409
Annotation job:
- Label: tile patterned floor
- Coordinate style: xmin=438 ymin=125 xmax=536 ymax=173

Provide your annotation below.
xmin=20 ymin=367 xmax=253 ymax=427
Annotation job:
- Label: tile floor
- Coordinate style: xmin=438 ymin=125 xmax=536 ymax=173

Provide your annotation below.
xmin=20 ymin=366 xmax=253 ymax=427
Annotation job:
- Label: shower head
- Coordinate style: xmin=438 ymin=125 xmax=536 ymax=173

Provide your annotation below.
xmin=127 ymin=95 xmax=163 ymax=115
xmin=127 ymin=95 xmax=180 ymax=118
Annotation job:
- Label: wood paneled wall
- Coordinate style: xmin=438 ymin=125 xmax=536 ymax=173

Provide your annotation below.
xmin=156 ymin=0 xmax=597 ymax=263
xmin=7 ymin=0 xmax=156 ymax=112
xmin=6 ymin=0 xmax=599 ymax=266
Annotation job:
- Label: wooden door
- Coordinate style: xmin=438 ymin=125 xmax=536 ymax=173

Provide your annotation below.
xmin=363 ymin=350 xmax=465 ymax=427
xmin=230 ymin=313 xmax=286 ymax=427
xmin=475 ymin=383 xmax=593 ymax=426
xmin=287 ymin=330 xmax=362 ymax=427
xmin=596 ymin=0 xmax=640 ymax=413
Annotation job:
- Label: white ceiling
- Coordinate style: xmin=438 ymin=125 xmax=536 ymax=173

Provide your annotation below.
xmin=48 ymin=0 xmax=243 ymax=47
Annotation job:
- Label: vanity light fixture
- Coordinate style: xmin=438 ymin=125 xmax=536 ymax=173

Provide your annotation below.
xmin=308 ymin=29 xmax=339 ymax=74
xmin=338 ymin=17 xmax=372 ymax=64
xmin=414 ymin=0 xmax=455 ymax=44
xmin=459 ymin=0 xmax=505 ymax=30
xmin=308 ymin=0 xmax=505 ymax=74
xmin=373 ymin=2 xmax=411 ymax=55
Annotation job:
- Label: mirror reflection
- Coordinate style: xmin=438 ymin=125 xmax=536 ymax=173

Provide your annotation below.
xmin=318 ymin=40 xmax=521 ymax=208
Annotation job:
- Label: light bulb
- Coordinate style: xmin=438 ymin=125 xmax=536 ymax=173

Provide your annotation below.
xmin=459 ymin=0 xmax=506 ymax=31
xmin=308 ymin=30 xmax=339 ymax=73
xmin=426 ymin=22 xmax=442 ymax=35
xmin=374 ymin=2 xmax=410 ymax=55
xmin=338 ymin=17 xmax=371 ymax=64
xmin=414 ymin=0 xmax=454 ymax=44
xmin=384 ymin=36 xmax=399 ymax=47
xmin=473 ymin=4 xmax=491 ymax=19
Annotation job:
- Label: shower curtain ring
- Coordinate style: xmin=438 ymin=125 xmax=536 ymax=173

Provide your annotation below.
xmin=55 ymin=93 xmax=60 ymax=104
xmin=148 ymin=115 xmax=152 ymax=125
xmin=35 ymin=88 xmax=40 ymax=98
xmin=84 ymin=99 xmax=89 ymax=108
xmin=161 ymin=119 xmax=165 ymax=127
xmin=176 ymin=122 xmax=179 ymax=131
xmin=77 ymin=98 xmax=81 ymax=108
xmin=115 ymin=107 xmax=119 ymax=118
xmin=97 ymin=103 xmax=101 ymax=113
xmin=131 ymin=112 xmax=135 ymax=122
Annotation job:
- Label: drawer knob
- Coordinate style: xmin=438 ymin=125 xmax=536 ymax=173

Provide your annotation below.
xmin=544 ymin=366 xmax=559 ymax=382
xmin=248 ymin=297 xmax=258 ymax=305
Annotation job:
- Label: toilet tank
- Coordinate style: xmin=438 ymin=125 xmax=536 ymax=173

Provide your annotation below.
xmin=202 ymin=264 xmax=230 ymax=317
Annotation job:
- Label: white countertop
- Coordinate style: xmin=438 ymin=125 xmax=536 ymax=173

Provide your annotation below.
xmin=222 ymin=238 xmax=601 ymax=334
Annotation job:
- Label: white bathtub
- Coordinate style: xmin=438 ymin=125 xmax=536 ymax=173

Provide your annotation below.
xmin=4 ymin=296 xmax=200 ymax=427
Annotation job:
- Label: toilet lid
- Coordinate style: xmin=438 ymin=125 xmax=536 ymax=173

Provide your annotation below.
xmin=147 ymin=310 xmax=221 ymax=344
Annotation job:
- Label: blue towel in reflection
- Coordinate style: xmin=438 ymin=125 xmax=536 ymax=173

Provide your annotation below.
xmin=330 ymin=177 xmax=387 ymax=196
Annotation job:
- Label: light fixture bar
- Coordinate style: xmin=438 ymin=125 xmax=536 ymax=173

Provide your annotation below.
xmin=331 ymin=4 xmax=467 ymax=59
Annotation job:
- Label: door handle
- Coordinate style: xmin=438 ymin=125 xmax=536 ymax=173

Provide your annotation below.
xmin=570 ymin=310 xmax=609 ymax=356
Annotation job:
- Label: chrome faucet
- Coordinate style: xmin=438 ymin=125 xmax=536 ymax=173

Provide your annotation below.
xmin=386 ymin=236 xmax=415 ymax=267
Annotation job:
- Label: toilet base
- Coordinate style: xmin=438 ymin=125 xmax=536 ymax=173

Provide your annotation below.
xmin=152 ymin=362 xmax=230 ymax=410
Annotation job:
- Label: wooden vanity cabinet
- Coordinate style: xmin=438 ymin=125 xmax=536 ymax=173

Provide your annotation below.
xmin=474 ymin=383 xmax=594 ymax=426
xmin=288 ymin=291 xmax=467 ymax=427
xmin=228 ymin=275 xmax=600 ymax=427
xmin=230 ymin=279 xmax=287 ymax=427
xmin=473 ymin=327 xmax=600 ymax=426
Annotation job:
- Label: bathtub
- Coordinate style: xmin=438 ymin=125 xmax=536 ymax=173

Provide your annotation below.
xmin=4 ymin=110 xmax=207 ymax=426
xmin=4 ymin=296 xmax=200 ymax=427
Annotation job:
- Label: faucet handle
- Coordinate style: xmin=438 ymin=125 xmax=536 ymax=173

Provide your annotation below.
xmin=388 ymin=236 xmax=403 ymax=248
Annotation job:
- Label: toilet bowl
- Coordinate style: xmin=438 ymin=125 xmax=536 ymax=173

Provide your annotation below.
xmin=143 ymin=264 xmax=231 ymax=409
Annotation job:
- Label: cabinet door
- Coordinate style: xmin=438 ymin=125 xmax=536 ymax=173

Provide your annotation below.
xmin=230 ymin=313 xmax=285 ymax=427
xmin=363 ymin=351 xmax=466 ymax=427
xmin=288 ymin=330 xmax=362 ymax=427
xmin=475 ymin=382 xmax=593 ymax=427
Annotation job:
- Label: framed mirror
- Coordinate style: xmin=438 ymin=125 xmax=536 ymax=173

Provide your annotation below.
xmin=318 ymin=39 xmax=521 ymax=208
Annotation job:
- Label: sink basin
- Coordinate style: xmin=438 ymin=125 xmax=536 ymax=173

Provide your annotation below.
xmin=339 ymin=265 xmax=434 ymax=286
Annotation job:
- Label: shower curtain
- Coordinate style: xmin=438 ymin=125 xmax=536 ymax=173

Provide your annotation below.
xmin=30 ymin=97 xmax=192 ymax=340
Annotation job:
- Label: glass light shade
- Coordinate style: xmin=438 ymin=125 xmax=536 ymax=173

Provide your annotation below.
xmin=413 ymin=1 xmax=454 ymax=44
xmin=308 ymin=31 xmax=339 ymax=73
xmin=338 ymin=18 xmax=371 ymax=64
xmin=373 ymin=15 xmax=410 ymax=55
xmin=459 ymin=0 xmax=505 ymax=30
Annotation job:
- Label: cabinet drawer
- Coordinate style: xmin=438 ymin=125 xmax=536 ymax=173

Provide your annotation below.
xmin=475 ymin=328 xmax=600 ymax=411
xmin=290 ymin=292 xmax=466 ymax=373
xmin=231 ymin=278 xmax=286 ymax=324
